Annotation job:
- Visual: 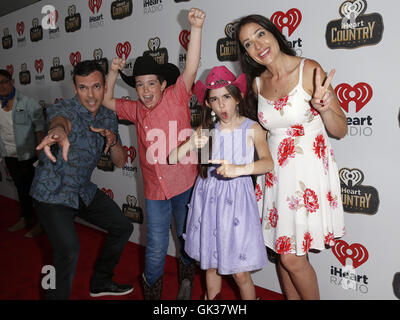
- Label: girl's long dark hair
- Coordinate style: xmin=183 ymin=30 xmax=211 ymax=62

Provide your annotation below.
xmin=198 ymin=84 xmax=248 ymax=179
xmin=235 ymin=14 xmax=296 ymax=115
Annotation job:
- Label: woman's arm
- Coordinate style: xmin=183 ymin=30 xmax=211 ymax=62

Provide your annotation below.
xmin=304 ymin=59 xmax=348 ymax=139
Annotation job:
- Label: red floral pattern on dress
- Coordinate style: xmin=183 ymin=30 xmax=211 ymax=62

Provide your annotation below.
xmin=255 ymin=183 xmax=262 ymax=202
xmin=268 ymin=207 xmax=278 ymax=228
xmin=313 ymin=134 xmax=327 ymax=159
xmin=302 ymin=232 xmax=313 ymax=253
xmin=310 ymin=106 xmax=319 ymax=116
xmin=273 ymin=95 xmax=289 ymax=111
xmin=326 ymin=191 xmax=338 ymax=209
xmin=286 ymin=124 xmax=304 ymax=137
xmin=265 ymin=172 xmax=277 ymax=188
xmin=277 ymin=137 xmax=296 ymax=167
xmin=258 ymin=111 xmax=268 ymax=126
xmin=275 ymin=236 xmax=292 ymax=254
xmin=303 ymin=188 xmax=319 ymax=213
xmin=324 ymin=232 xmax=335 ymax=246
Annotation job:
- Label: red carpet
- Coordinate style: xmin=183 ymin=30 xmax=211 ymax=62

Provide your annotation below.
xmin=0 ymin=195 xmax=284 ymax=300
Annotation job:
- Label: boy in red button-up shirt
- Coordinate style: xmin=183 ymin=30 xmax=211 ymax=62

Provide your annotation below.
xmin=102 ymin=8 xmax=205 ymax=300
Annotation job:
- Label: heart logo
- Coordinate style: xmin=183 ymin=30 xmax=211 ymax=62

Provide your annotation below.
xmin=69 ymin=52 xmax=82 ymax=67
xmin=101 ymin=188 xmax=114 ymax=200
xmin=6 ymin=64 xmax=14 ymax=76
xmin=179 ymin=29 xmax=190 ymax=51
xmin=148 ymin=37 xmax=160 ymax=52
xmin=335 ymin=82 xmax=373 ymax=113
xmin=88 ymin=0 xmax=102 ymax=14
xmin=270 ymin=8 xmax=302 ymax=37
xmin=116 ymin=41 xmax=132 ymax=60
xmin=339 ymin=168 xmax=364 ymax=187
xmin=126 ymin=195 xmax=137 ymax=207
xmin=34 ymin=59 xmax=44 ymax=73
xmin=340 ymin=0 xmax=367 ymax=19
xmin=16 ymin=22 xmax=25 ymax=36
xmin=332 ymin=240 xmax=369 ymax=269
xmin=124 ymin=145 xmax=136 ymax=164
xmin=224 ymin=22 xmax=238 ymax=39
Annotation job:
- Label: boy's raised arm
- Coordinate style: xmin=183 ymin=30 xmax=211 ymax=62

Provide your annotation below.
xmin=103 ymin=58 xmax=126 ymax=112
xmin=181 ymin=8 xmax=206 ymax=93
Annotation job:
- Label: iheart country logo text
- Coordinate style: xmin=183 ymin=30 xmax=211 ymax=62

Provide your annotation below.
xmin=325 ymin=0 xmax=383 ymax=49
xmin=339 ymin=167 xmax=379 ymax=215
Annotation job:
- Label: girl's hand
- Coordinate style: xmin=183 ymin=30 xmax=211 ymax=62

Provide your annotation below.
xmin=191 ymin=128 xmax=208 ymax=149
xmin=188 ymin=8 xmax=206 ymax=29
xmin=209 ymin=159 xmax=241 ymax=178
xmin=311 ymin=68 xmax=335 ymax=114
xmin=110 ymin=57 xmax=126 ymax=73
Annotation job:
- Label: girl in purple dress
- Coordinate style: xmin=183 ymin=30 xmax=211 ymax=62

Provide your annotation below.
xmin=169 ymin=66 xmax=273 ymax=300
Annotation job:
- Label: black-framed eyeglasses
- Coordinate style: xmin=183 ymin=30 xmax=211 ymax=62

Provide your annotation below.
xmin=0 ymin=79 xmax=11 ymax=85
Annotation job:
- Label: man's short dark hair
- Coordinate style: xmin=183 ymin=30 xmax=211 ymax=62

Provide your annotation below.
xmin=72 ymin=60 xmax=106 ymax=85
xmin=0 ymin=69 xmax=12 ymax=80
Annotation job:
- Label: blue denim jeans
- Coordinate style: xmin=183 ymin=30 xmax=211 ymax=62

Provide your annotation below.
xmin=144 ymin=187 xmax=193 ymax=286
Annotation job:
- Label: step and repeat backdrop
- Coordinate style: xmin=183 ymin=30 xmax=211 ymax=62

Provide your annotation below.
xmin=0 ymin=0 xmax=399 ymax=299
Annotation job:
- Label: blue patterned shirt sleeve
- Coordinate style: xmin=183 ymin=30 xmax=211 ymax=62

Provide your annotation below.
xmin=30 ymin=96 xmax=121 ymax=209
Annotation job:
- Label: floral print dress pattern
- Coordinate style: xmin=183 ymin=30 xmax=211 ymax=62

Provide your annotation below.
xmin=256 ymin=59 xmax=345 ymax=256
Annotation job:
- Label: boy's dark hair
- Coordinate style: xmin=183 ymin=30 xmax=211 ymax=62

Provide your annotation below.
xmin=0 ymin=69 xmax=13 ymax=80
xmin=72 ymin=60 xmax=106 ymax=85
xmin=235 ymin=14 xmax=296 ymax=116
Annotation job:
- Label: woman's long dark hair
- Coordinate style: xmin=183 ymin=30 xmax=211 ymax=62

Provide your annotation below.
xmin=198 ymin=84 xmax=248 ymax=179
xmin=235 ymin=14 xmax=296 ymax=115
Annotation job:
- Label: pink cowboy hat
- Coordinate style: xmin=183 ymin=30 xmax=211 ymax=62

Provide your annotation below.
xmin=193 ymin=66 xmax=247 ymax=105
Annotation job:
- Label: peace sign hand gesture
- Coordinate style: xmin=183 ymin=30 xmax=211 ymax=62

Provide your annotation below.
xmin=190 ymin=128 xmax=209 ymax=150
xmin=311 ymin=68 xmax=335 ymax=114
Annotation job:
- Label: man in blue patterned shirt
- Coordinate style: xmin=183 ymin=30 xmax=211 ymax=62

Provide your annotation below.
xmin=30 ymin=60 xmax=133 ymax=300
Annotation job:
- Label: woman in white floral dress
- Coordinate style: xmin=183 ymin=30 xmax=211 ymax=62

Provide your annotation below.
xmin=236 ymin=15 xmax=348 ymax=300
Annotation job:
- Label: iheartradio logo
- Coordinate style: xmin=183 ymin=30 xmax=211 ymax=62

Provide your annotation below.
xmin=124 ymin=145 xmax=137 ymax=164
xmin=335 ymin=82 xmax=373 ymax=113
xmin=116 ymin=41 xmax=131 ymax=60
xmin=6 ymin=65 xmax=14 ymax=76
xmin=16 ymin=22 xmax=25 ymax=36
xmin=34 ymin=59 xmax=44 ymax=73
xmin=89 ymin=0 xmax=102 ymax=14
xmin=179 ymin=29 xmax=190 ymax=51
xmin=69 ymin=51 xmax=81 ymax=67
xmin=270 ymin=8 xmax=302 ymax=37
xmin=101 ymin=188 xmax=114 ymax=200
xmin=332 ymin=240 xmax=369 ymax=269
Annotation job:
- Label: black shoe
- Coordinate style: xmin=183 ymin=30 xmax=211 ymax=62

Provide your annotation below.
xmin=393 ymin=272 xmax=400 ymax=299
xmin=90 ymin=282 xmax=134 ymax=297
